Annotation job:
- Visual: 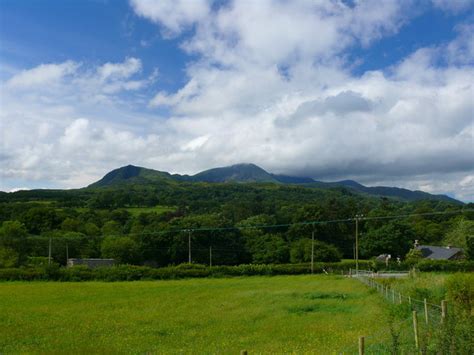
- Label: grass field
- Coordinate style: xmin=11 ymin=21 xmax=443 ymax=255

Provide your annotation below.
xmin=0 ymin=275 xmax=389 ymax=353
xmin=73 ymin=205 xmax=176 ymax=215
xmin=124 ymin=205 xmax=176 ymax=216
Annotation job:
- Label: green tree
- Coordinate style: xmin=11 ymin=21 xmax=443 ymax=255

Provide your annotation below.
xmin=101 ymin=236 xmax=140 ymax=264
xmin=82 ymin=222 xmax=100 ymax=236
xmin=0 ymin=221 xmax=28 ymax=265
xmin=21 ymin=207 xmax=63 ymax=234
xmin=405 ymin=248 xmax=423 ymax=264
xmin=61 ymin=217 xmax=80 ymax=232
xmin=290 ymin=239 xmax=342 ymax=263
xmin=101 ymin=221 xmax=123 ymax=236
xmin=360 ymin=221 xmax=415 ymax=258
xmin=247 ymin=234 xmax=289 ymax=264
xmin=466 ymin=235 xmax=474 ymax=261
xmin=0 ymin=247 xmax=18 ymax=268
xmin=444 ymin=219 xmax=474 ymax=249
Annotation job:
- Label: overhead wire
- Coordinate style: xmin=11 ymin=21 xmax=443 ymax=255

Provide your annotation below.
xmin=85 ymin=208 xmax=473 ymax=239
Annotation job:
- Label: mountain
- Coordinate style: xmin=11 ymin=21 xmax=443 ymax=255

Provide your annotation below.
xmin=190 ymin=163 xmax=277 ymax=183
xmin=88 ymin=164 xmax=462 ymax=204
xmin=88 ymin=165 xmax=175 ymax=188
xmin=334 ymin=180 xmax=459 ymax=204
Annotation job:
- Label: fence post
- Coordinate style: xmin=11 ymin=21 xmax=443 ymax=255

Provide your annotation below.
xmin=424 ymin=298 xmax=429 ymax=325
xmin=399 ymin=292 xmax=402 ymax=304
xmin=349 ymin=268 xmax=352 ymax=277
xmin=413 ymin=311 xmax=419 ymax=350
xmin=240 ymin=350 xmax=248 ymax=355
xmin=359 ymin=336 xmax=365 ymax=355
xmin=392 ymin=289 xmax=395 ymax=303
xmin=441 ymin=300 xmax=447 ymax=323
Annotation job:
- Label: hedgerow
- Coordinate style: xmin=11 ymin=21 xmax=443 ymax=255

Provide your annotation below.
xmin=0 ymin=259 xmax=471 ymax=281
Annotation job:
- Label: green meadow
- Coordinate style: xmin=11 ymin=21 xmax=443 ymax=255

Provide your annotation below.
xmin=123 ymin=205 xmax=176 ymax=216
xmin=0 ymin=275 xmax=389 ymax=353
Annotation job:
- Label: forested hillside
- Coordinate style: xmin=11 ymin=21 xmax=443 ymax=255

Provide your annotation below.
xmin=1 ymin=170 xmax=472 ymax=268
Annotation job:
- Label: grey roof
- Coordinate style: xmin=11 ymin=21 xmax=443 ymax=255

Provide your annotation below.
xmin=376 ymin=254 xmax=390 ymax=261
xmin=415 ymin=245 xmax=463 ymax=260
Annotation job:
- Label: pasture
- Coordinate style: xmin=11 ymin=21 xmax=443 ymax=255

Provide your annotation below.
xmin=0 ymin=275 xmax=388 ymax=353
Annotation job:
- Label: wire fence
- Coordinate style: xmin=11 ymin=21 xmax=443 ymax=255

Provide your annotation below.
xmin=334 ymin=271 xmax=454 ymax=354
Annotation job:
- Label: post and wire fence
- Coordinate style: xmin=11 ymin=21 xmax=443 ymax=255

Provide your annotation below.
xmin=335 ymin=270 xmax=459 ymax=354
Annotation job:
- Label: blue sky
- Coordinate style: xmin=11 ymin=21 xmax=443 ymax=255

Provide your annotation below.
xmin=0 ymin=0 xmax=189 ymax=93
xmin=1 ymin=1 xmax=470 ymax=83
xmin=1 ymin=0 xmax=473 ymax=200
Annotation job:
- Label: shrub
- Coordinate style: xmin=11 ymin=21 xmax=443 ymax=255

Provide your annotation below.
xmin=415 ymin=260 xmax=474 ymax=272
xmin=445 ymin=273 xmax=473 ymax=313
xmin=0 ymin=247 xmax=19 ymax=268
xmin=60 ymin=266 xmax=95 ymax=281
xmin=405 ymin=248 xmax=423 ymax=264
xmin=0 ymin=267 xmax=47 ymax=281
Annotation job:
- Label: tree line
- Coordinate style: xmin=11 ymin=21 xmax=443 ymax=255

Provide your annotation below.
xmin=0 ymin=183 xmax=473 ymax=267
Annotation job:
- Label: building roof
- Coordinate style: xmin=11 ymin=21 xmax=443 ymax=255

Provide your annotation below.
xmin=375 ymin=254 xmax=391 ymax=261
xmin=415 ymin=245 xmax=463 ymax=260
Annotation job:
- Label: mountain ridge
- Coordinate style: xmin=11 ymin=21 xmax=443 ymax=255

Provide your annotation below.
xmin=88 ymin=163 xmax=462 ymax=204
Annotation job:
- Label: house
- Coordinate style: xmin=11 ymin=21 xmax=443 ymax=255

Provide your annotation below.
xmin=375 ymin=254 xmax=391 ymax=262
xmin=414 ymin=240 xmax=464 ymax=260
xmin=67 ymin=258 xmax=115 ymax=268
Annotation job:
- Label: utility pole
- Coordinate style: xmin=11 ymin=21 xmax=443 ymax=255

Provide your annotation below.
xmin=188 ymin=230 xmax=192 ymax=264
xmin=311 ymin=226 xmax=315 ymax=274
xmin=355 ymin=214 xmax=364 ymax=275
xmin=48 ymin=237 xmax=52 ymax=265
xmin=209 ymin=245 xmax=212 ymax=267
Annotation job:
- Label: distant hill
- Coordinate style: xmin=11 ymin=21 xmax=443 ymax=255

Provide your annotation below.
xmin=88 ymin=165 xmax=175 ymax=188
xmin=189 ymin=163 xmax=277 ymax=183
xmin=334 ymin=180 xmax=459 ymax=204
xmin=88 ymin=163 xmax=462 ymax=204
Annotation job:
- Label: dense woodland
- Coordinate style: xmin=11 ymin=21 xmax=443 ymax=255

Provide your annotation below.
xmin=0 ymin=180 xmax=473 ymax=268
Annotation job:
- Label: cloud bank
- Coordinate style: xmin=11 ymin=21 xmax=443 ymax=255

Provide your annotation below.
xmin=1 ymin=0 xmax=473 ymax=201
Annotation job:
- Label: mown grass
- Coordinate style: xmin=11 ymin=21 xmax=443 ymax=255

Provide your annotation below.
xmin=0 ymin=275 xmax=389 ymax=353
xmin=123 ymin=205 xmax=176 ymax=216
xmin=73 ymin=205 xmax=176 ymax=215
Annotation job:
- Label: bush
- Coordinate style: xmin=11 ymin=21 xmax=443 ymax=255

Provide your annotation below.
xmin=7 ymin=259 xmax=473 ymax=282
xmin=0 ymin=267 xmax=47 ymax=281
xmin=415 ymin=260 xmax=474 ymax=272
xmin=405 ymin=248 xmax=423 ymax=264
xmin=445 ymin=273 xmax=473 ymax=313
xmin=0 ymin=247 xmax=18 ymax=268
xmin=26 ymin=256 xmax=50 ymax=267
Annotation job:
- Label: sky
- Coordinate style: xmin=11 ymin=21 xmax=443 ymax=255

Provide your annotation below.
xmin=0 ymin=0 xmax=473 ymax=201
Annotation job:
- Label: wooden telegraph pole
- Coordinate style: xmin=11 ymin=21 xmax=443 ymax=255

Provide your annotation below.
xmin=188 ymin=230 xmax=192 ymax=264
xmin=48 ymin=237 xmax=52 ymax=265
xmin=355 ymin=214 xmax=364 ymax=275
xmin=311 ymin=226 xmax=315 ymax=274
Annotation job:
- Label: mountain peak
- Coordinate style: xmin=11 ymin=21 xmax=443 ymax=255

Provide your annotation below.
xmin=87 ymin=163 xmax=462 ymax=204
xmin=192 ymin=163 xmax=275 ymax=183
xmin=88 ymin=165 xmax=171 ymax=188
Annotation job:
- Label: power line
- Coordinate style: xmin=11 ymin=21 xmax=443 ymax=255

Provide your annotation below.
xmin=97 ymin=208 xmax=473 ymax=238
xmin=33 ymin=208 xmax=473 ymax=240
